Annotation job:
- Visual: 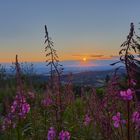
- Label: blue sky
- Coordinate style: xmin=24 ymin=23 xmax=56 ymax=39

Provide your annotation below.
xmin=0 ymin=0 xmax=140 ymax=62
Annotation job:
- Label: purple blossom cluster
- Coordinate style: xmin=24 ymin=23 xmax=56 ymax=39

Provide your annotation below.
xmin=42 ymin=98 xmax=53 ymax=107
xmin=47 ymin=127 xmax=56 ymax=140
xmin=84 ymin=114 xmax=91 ymax=126
xmin=1 ymin=113 xmax=14 ymax=131
xmin=132 ymin=111 xmax=140 ymax=128
xmin=47 ymin=128 xmax=70 ymax=140
xmin=59 ymin=130 xmax=70 ymax=140
xmin=1 ymin=94 xmax=30 ymax=131
xmin=112 ymin=112 xmax=126 ymax=128
xmin=11 ymin=94 xmax=30 ymax=119
xmin=120 ymin=89 xmax=133 ymax=101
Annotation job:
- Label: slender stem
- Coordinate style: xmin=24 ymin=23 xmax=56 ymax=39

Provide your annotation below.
xmin=124 ymin=31 xmax=132 ymax=140
xmin=17 ymin=125 xmax=21 ymax=140
xmin=120 ymin=121 xmax=124 ymax=140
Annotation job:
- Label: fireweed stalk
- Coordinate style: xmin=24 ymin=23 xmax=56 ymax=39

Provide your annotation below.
xmin=86 ymin=74 xmax=122 ymax=140
xmin=2 ymin=55 xmax=30 ymax=139
xmin=41 ymin=90 xmax=53 ymax=131
xmin=119 ymin=23 xmax=136 ymax=140
xmin=44 ymin=25 xmax=63 ymax=131
xmin=15 ymin=55 xmax=30 ymax=139
xmin=124 ymin=23 xmax=134 ymax=140
xmin=111 ymin=23 xmax=140 ymax=140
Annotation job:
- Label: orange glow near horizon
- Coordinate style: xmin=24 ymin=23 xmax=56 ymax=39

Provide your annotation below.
xmin=0 ymin=51 xmax=119 ymax=63
xmin=0 ymin=55 xmax=118 ymax=63
xmin=0 ymin=39 xmax=119 ymax=63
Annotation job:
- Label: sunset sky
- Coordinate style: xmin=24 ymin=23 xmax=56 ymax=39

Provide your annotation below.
xmin=0 ymin=0 xmax=140 ymax=62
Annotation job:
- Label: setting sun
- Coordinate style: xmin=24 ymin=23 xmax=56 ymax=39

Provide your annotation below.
xmin=83 ymin=57 xmax=87 ymax=61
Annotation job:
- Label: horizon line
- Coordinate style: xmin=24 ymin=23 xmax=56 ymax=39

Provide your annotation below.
xmin=0 ymin=58 xmax=118 ymax=64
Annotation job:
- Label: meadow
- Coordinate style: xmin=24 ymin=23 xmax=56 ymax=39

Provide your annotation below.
xmin=0 ymin=23 xmax=140 ymax=140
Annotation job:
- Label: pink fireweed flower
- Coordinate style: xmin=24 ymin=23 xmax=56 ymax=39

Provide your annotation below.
xmin=59 ymin=130 xmax=70 ymax=140
xmin=11 ymin=94 xmax=30 ymax=119
xmin=42 ymin=98 xmax=53 ymax=107
xmin=22 ymin=103 xmax=30 ymax=114
xmin=1 ymin=94 xmax=30 ymax=131
xmin=120 ymin=89 xmax=133 ymax=101
xmin=1 ymin=113 xmax=14 ymax=131
xmin=112 ymin=112 xmax=126 ymax=128
xmin=1 ymin=117 xmax=12 ymax=131
xmin=84 ymin=114 xmax=91 ymax=126
xmin=18 ymin=103 xmax=30 ymax=118
xmin=132 ymin=111 xmax=140 ymax=125
xmin=47 ymin=127 xmax=56 ymax=140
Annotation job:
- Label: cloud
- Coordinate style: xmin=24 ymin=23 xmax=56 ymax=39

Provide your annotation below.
xmin=72 ymin=54 xmax=121 ymax=60
xmin=72 ymin=54 xmax=104 ymax=58
xmin=90 ymin=54 xmax=104 ymax=58
xmin=72 ymin=54 xmax=85 ymax=57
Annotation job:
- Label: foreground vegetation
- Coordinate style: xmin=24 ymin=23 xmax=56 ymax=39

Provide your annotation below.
xmin=0 ymin=23 xmax=140 ymax=140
